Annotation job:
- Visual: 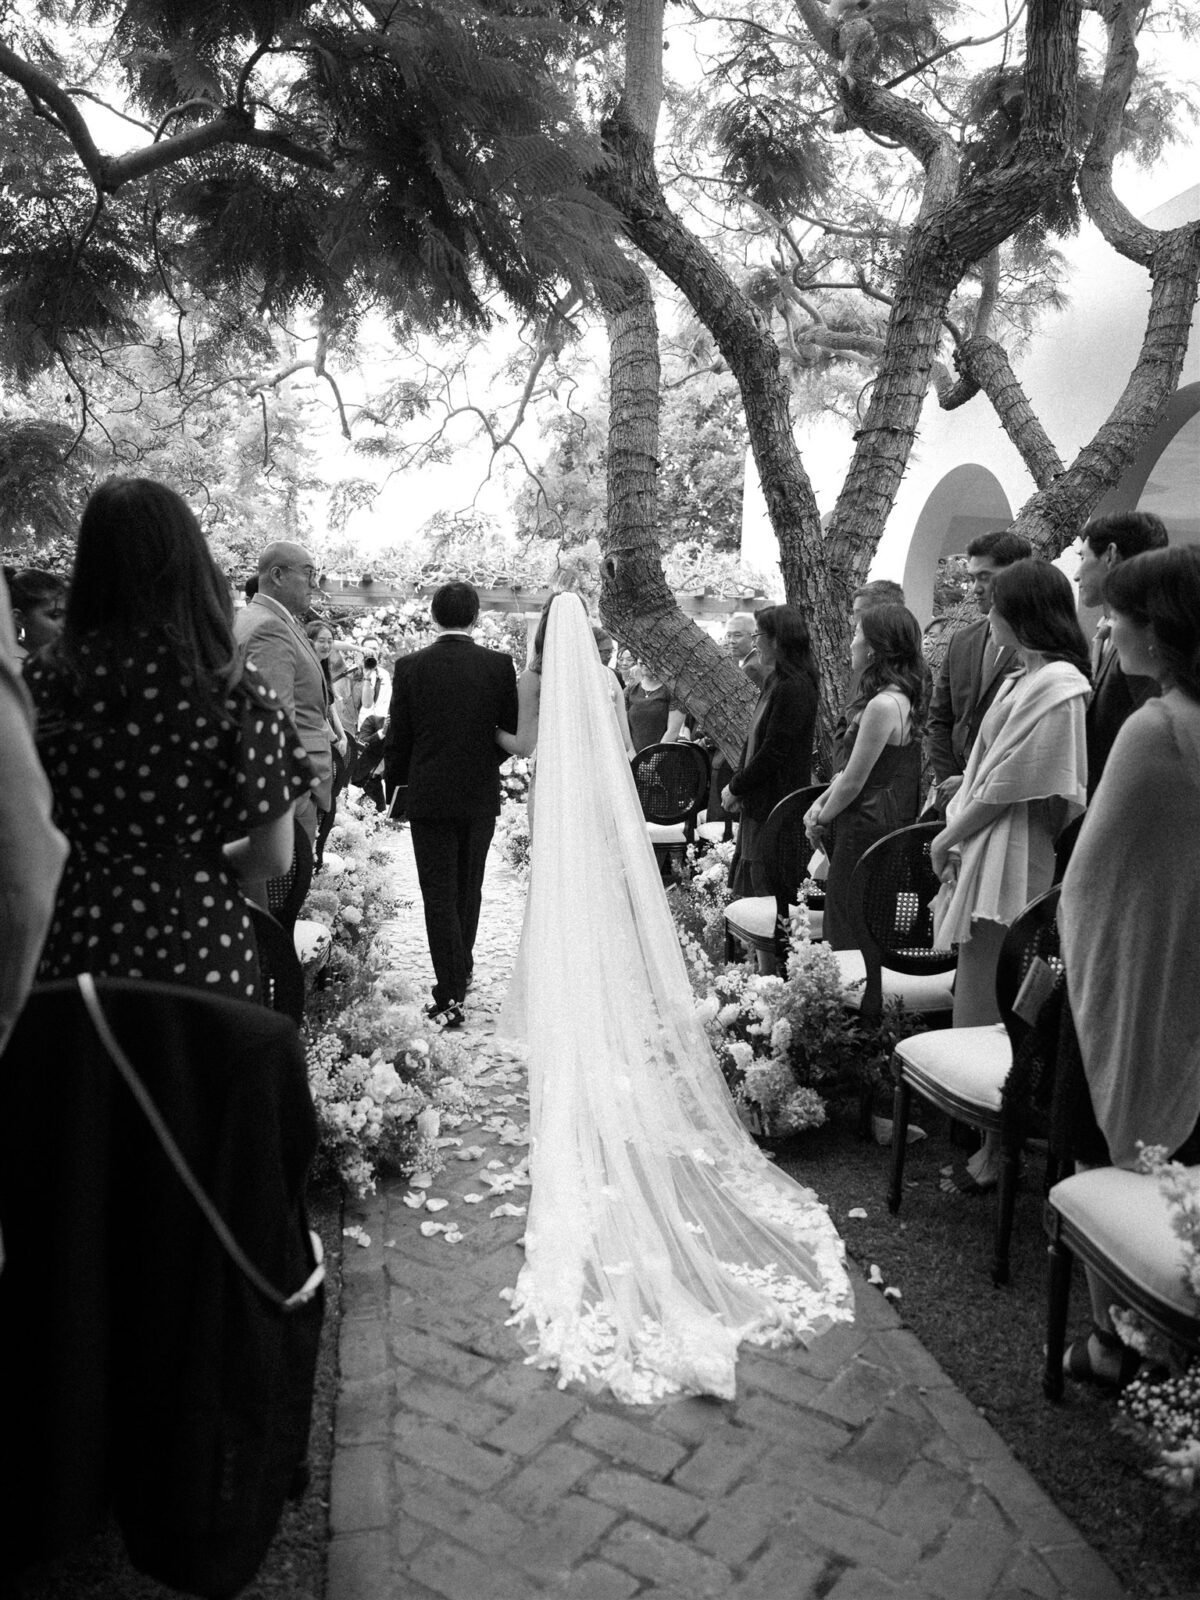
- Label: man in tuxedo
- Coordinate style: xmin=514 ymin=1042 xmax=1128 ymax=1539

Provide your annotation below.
xmin=1076 ymin=510 xmax=1168 ymax=796
xmin=234 ymin=542 xmax=330 ymax=846
xmin=926 ymin=529 xmax=1033 ymax=809
xmin=384 ymin=582 xmax=518 ymax=1028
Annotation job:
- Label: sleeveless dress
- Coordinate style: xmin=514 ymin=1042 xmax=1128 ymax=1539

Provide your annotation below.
xmin=823 ymin=704 xmax=922 ymax=951
xmin=27 ymin=636 xmax=317 ymax=1003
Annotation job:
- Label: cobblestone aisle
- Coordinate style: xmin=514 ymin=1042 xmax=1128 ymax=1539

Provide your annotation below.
xmin=327 ymin=830 xmax=1126 ymax=1600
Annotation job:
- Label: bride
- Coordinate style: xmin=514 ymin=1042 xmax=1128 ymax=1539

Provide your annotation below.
xmin=494 ymin=592 xmax=853 ymax=1404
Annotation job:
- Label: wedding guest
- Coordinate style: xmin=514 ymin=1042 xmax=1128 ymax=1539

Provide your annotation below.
xmin=235 ymin=541 xmax=333 ymax=851
xmin=851 ymin=578 xmax=905 ymax=620
xmin=722 ymin=605 xmax=818 ymax=900
xmin=1075 ymin=510 xmax=1169 ymax=795
xmin=805 ymin=604 xmax=926 ymax=949
xmin=930 ymin=559 xmax=1089 ymax=1192
xmin=926 ymin=530 xmax=1033 ymax=810
xmin=0 ymin=582 xmax=67 ymax=1054
xmin=26 ymin=478 xmax=316 ymax=1002
xmin=626 ymin=663 xmax=685 ymax=752
xmin=708 ymin=611 xmax=768 ymax=824
xmin=5 ymin=568 xmax=67 ymax=665
xmin=1059 ymin=545 xmax=1200 ymax=1387
xmin=307 ymin=621 xmax=352 ymax=862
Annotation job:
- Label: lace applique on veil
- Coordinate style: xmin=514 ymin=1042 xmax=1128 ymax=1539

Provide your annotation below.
xmin=499 ymin=594 xmax=853 ymax=1403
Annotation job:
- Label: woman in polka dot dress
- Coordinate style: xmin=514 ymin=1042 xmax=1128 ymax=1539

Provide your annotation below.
xmin=26 ymin=478 xmax=318 ymax=1004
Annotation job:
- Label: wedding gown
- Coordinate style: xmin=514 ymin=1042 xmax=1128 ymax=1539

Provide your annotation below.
xmin=499 ymin=594 xmax=853 ymax=1403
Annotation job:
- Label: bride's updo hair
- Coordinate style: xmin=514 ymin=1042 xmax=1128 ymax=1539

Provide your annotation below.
xmin=1105 ymin=544 xmax=1200 ymax=702
xmin=531 ymin=590 xmax=593 ymax=674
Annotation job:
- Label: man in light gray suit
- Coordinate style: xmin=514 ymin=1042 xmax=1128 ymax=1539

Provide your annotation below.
xmin=234 ymin=541 xmax=331 ymax=849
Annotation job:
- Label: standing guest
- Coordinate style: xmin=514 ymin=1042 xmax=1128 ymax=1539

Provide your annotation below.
xmin=0 ymin=581 xmax=67 ymax=1054
xmin=926 ymin=530 xmax=1033 ymax=809
xmin=383 ymin=581 xmax=518 ymax=1029
xmin=626 ymin=664 xmax=686 ymax=752
xmin=307 ymin=621 xmax=352 ymax=863
xmin=592 ymin=623 xmax=635 ymax=758
xmin=851 ymin=578 xmax=905 ymax=621
xmin=721 ymin=605 xmax=819 ymax=902
xmin=5 ymin=569 xmax=67 ymax=665
xmin=930 ymin=560 xmax=1089 ymax=1192
xmin=1059 ymin=545 xmax=1200 ymax=1386
xmin=234 ymin=541 xmax=332 ymax=857
xmin=724 ymin=610 xmax=767 ymax=690
xmin=805 ymin=605 xmax=926 ymax=950
xmin=1075 ymin=510 xmax=1169 ymax=795
xmin=26 ymin=478 xmax=315 ymax=1003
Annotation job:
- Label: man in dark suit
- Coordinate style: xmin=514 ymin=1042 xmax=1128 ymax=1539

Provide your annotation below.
xmin=926 ymin=529 xmax=1033 ymax=809
xmin=384 ymin=582 xmax=518 ymax=1028
xmin=1076 ymin=510 xmax=1168 ymax=796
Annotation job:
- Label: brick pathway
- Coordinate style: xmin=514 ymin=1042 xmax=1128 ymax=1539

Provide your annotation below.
xmin=327 ymin=833 xmax=1127 ymax=1600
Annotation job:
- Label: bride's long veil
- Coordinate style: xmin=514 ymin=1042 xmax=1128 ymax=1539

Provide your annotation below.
xmin=501 ymin=593 xmax=852 ymax=1402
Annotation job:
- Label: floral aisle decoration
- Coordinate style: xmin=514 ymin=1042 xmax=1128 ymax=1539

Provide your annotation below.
xmin=494 ymin=798 xmax=532 ymax=881
xmin=300 ymin=798 xmax=482 ymax=1196
xmin=675 ymin=887 xmax=916 ymax=1139
xmin=1115 ymin=1146 xmax=1200 ymax=1493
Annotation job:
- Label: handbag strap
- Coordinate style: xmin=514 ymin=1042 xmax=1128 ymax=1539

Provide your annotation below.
xmin=76 ymin=973 xmax=324 ymax=1313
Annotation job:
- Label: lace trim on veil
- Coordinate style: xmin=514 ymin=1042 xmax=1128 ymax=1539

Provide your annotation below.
xmin=499 ymin=594 xmax=853 ymax=1403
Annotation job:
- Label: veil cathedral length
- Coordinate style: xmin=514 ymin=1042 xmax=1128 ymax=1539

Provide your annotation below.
xmin=499 ymin=593 xmax=853 ymax=1404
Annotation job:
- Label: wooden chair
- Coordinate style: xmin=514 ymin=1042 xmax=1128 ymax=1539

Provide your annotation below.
xmin=832 ymin=821 xmax=957 ymax=1020
xmin=1044 ymin=1164 xmax=1200 ymax=1400
xmin=888 ymin=885 xmax=1063 ymax=1285
xmin=630 ymin=742 xmax=711 ymax=882
xmin=249 ymin=905 xmax=306 ymax=1025
xmin=724 ymin=784 xmax=826 ymax=965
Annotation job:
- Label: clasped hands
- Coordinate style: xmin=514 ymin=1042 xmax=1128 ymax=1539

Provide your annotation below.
xmin=720 ymin=785 xmax=741 ymax=816
xmin=929 ymin=829 xmax=960 ymax=886
xmin=803 ymin=807 xmax=826 ymax=850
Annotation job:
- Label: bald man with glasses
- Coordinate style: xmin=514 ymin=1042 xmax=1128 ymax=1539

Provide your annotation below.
xmin=234 ymin=541 xmax=331 ymax=850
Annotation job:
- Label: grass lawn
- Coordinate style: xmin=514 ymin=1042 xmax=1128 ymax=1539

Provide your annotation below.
xmin=11 ymin=1185 xmax=343 ymax=1600
xmin=780 ymin=1110 xmax=1200 ymax=1600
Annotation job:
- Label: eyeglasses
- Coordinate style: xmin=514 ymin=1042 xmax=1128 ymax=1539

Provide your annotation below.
xmin=280 ymin=564 xmax=318 ymax=586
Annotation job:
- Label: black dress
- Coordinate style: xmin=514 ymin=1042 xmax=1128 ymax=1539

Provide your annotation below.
xmin=27 ymin=637 xmax=316 ymax=1003
xmin=823 ymin=711 xmax=922 ymax=950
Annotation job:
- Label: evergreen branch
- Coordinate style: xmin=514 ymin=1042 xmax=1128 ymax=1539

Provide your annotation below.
xmin=881 ymin=4 xmax=1030 ymax=93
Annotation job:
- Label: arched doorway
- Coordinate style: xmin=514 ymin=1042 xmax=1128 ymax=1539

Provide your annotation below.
xmin=1094 ymin=382 xmax=1200 ymax=543
xmin=902 ymin=465 xmax=1013 ymax=626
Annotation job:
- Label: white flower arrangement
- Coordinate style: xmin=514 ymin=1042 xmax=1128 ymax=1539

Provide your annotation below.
xmin=1115 ymin=1146 xmax=1200 ymax=1492
xmin=493 ymin=799 xmax=532 ymax=880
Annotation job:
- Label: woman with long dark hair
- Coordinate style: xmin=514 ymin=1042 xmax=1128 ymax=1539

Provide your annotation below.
xmin=1058 ymin=546 xmax=1200 ymax=1385
xmin=929 ymin=558 xmax=1089 ymax=1190
xmin=26 ymin=478 xmax=317 ymax=1001
xmin=721 ymin=604 xmax=819 ymax=901
xmin=805 ymin=603 xmax=927 ymax=949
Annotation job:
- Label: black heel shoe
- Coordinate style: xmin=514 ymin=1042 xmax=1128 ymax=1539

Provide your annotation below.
xmin=1062 ymin=1325 xmax=1141 ymax=1391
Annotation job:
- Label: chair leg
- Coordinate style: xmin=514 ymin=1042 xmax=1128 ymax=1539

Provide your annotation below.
xmin=1044 ymin=1222 xmax=1073 ymax=1402
xmin=992 ymin=1139 xmax=1021 ymax=1287
xmin=888 ymin=1071 xmax=911 ymax=1214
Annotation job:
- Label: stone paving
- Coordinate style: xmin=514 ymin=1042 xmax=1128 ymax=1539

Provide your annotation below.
xmin=326 ymin=831 xmax=1128 ymax=1600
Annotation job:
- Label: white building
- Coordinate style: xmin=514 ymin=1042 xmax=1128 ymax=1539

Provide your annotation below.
xmin=742 ymin=186 xmax=1200 ymax=625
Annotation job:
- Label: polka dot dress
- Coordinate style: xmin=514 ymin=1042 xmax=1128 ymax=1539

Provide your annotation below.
xmin=27 ymin=639 xmax=317 ymax=1003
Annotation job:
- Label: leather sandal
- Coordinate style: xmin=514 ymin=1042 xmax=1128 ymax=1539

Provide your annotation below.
xmin=1062 ymin=1325 xmax=1141 ymax=1390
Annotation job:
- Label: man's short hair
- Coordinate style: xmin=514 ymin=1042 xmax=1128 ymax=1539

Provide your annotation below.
xmin=852 ymin=578 xmax=905 ymax=609
xmin=431 ymin=581 xmax=480 ymax=630
xmin=965 ymin=529 xmax=1033 ymax=566
xmin=1083 ymin=511 xmax=1169 ymax=562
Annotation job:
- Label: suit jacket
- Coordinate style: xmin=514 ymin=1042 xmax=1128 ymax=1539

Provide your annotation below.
xmin=1086 ymin=644 xmax=1158 ymax=798
xmin=926 ymin=616 xmax=1017 ymax=784
xmin=728 ymin=669 xmax=818 ymax=824
xmin=384 ymin=634 xmax=518 ymax=819
xmin=234 ymin=595 xmax=333 ymax=808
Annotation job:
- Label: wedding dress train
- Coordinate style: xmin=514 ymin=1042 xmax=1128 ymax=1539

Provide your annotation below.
xmin=500 ymin=594 xmax=853 ymax=1403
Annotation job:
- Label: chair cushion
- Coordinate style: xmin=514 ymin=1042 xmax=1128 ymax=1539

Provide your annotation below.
xmin=725 ymin=895 xmax=775 ymax=940
xmin=893 ymin=1023 xmax=1010 ymax=1113
xmin=1050 ymin=1166 xmax=1200 ymax=1322
xmin=646 ymin=822 xmax=687 ymax=845
xmin=696 ymin=820 xmax=732 ymax=844
xmin=294 ymin=919 xmax=332 ymax=970
xmin=834 ymin=949 xmax=955 ymax=1013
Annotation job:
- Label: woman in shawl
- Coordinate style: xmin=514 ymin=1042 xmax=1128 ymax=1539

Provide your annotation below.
xmin=930 ymin=560 xmax=1090 ymax=1190
xmin=1058 ymin=545 xmax=1200 ymax=1387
